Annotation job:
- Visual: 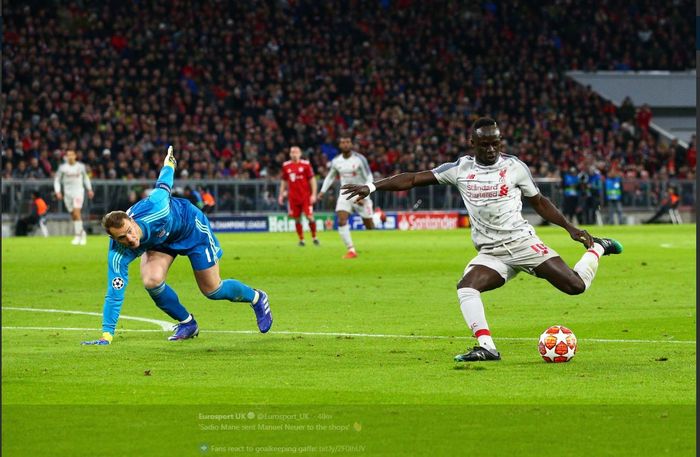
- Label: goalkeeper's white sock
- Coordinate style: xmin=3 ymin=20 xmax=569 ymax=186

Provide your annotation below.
xmin=73 ymin=220 xmax=83 ymax=237
xmin=458 ymin=287 xmax=497 ymax=352
xmin=573 ymin=243 xmax=604 ymax=290
xmin=338 ymin=224 xmax=354 ymax=251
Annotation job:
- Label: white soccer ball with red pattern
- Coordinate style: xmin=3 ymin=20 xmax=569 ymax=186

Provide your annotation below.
xmin=538 ymin=325 xmax=577 ymax=363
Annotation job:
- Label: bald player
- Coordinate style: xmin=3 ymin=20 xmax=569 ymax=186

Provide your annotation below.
xmin=278 ymin=146 xmax=318 ymax=246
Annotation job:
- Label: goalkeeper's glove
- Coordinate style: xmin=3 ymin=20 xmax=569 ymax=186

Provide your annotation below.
xmin=164 ymin=145 xmax=177 ymax=169
xmin=81 ymin=332 xmax=113 ymax=346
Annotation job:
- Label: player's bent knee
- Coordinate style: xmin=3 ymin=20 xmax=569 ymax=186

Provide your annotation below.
xmin=199 ymin=282 xmax=221 ymax=296
xmin=197 ymin=276 xmax=222 ymax=296
xmin=563 ymin=279 xmax=586 ymax=295
xmin=457 ymin=277 xmax=481 ymax=290
xmin=141 ymin=274 xmax=166 ymax=290
xmin=571 ymin=283 xmax=586 ymax=295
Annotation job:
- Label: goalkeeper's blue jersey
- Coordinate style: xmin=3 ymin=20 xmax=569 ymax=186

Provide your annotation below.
xmin=101 ymin=166 xmax=221 ymax=334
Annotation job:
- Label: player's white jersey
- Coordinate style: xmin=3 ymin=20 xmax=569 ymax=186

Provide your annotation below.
xmin=320 ymin=151 xmax=373 ymax=193
xmin=54 ymin=162 xmax=92 ymax=195
xmin=432 ymin=154 xmax=540 ymax=250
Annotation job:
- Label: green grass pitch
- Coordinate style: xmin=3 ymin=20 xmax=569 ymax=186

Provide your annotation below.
xmin=2 ymin=224 xmax=696 ymax=456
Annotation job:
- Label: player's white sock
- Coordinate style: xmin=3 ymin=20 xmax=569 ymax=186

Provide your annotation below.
xmin=573 ymin=243 xmax=605 ymax=290
xmin=73 ymin=220 xmax=83 ymax=237
xmin=179 ymin=314 xmax=193 ymax=324
xmin=39 ymin=221 xmax=49 ymax=237
xmin=457 ymin=287 xmax=497 ymax=352
xmin=371 ymin=212 xmax=383 ymax=227
xmin=338 ymin=224 xmax=354 ymax=251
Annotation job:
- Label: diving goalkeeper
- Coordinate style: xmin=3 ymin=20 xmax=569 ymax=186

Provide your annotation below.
xmin=82 ymin=146 xmax=272 ymax=345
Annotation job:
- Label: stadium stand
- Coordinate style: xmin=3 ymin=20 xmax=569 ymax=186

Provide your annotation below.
xmin=2 ymin=0 xmax=695 ymax=187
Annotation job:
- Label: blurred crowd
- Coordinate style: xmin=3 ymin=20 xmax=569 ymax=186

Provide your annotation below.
xmin=2 ymin=0 xmax=695 ymax=187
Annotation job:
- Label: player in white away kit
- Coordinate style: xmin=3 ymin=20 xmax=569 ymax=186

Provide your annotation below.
xmin=318 ymin=136 xmax=382 ymax=258
xmin=342 ymin=118 xmax=623 ymax=361
xmin=54 ymin=149 xmax=94 ymax=245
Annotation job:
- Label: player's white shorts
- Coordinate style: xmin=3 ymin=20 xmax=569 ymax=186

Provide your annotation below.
xmin=335 ymin=192 xmax=374 ymax=218
xmin=63 ymin=191 xmax=85 ymax=212
xmin=464 ymin=236 xmax=560 ymax=282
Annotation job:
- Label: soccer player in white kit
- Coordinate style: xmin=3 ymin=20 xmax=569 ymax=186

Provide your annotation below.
xmin=318 ymin=136 xmax=380 ymax=259
xmin=54 ymin=149 xmax=94 ymax=245
xmin=342 ymin=118 xmax=623 ymax=361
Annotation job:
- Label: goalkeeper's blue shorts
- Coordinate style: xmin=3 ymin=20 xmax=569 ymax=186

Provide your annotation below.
xmin=152 ymin=205 xmax=223 ymax=271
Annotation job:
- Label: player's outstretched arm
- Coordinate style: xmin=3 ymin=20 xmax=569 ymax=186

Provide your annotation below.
xmin=153 ymin=145 xmax=176 ymax=196
xmin=164 ymin=145 xmax=176 ymax=169
xmin=82 ymin=245 xmax=135 ymax=345
xmin=526 ymin=194 xmax=593 ymax=248
xmin=342 ymin=171 xmax=438 ymax=200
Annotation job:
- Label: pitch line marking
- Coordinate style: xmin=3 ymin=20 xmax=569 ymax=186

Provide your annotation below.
xmin=2 ymin=306 xmax=173 ymax=330
xmin=1 ymin=327 xmax=695 ymax=345
xmin=3 ymin=307 xmax=695 ymax=344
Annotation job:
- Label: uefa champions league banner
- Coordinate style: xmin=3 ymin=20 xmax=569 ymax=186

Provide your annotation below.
xmin=208 ymin=216 xmax=270 ymax=232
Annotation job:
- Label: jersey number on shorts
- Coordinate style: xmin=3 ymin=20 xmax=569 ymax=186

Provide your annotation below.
xmin=530 ymin=243 xmax=549 ymax=255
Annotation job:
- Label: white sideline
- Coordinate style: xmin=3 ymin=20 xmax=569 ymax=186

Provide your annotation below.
xmin=2 ymin=306 xmax=173 ymax=330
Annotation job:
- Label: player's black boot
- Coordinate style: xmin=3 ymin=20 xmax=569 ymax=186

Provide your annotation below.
xmin=454 ymin=346 xmax=501 ymax=362
xmin=591 ymin=237 xmax=623 ymax=256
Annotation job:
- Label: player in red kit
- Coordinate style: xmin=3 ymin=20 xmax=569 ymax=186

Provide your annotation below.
xmin=278 ymin=146 xmax=319 ymax=246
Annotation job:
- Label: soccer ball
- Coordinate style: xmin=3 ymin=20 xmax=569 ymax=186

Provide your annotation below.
xmin=538 ymin=325 xmax=577 ymax=363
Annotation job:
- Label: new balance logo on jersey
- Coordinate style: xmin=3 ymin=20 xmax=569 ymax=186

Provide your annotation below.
xmin=466 ymin=173 xmax=476 ymax=180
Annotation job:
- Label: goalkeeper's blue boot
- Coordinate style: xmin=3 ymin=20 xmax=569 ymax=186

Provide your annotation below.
xmin=251 ymin=289 xmax=272 ymax=333
xmin=592 ymin=237 xmax=623 ymax=256
xmin=168 ymin=315 xmax=199 ymax=341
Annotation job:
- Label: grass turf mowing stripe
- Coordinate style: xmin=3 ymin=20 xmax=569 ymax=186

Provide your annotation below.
xmin=2 ymin=325 xmax=695 ymax=344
